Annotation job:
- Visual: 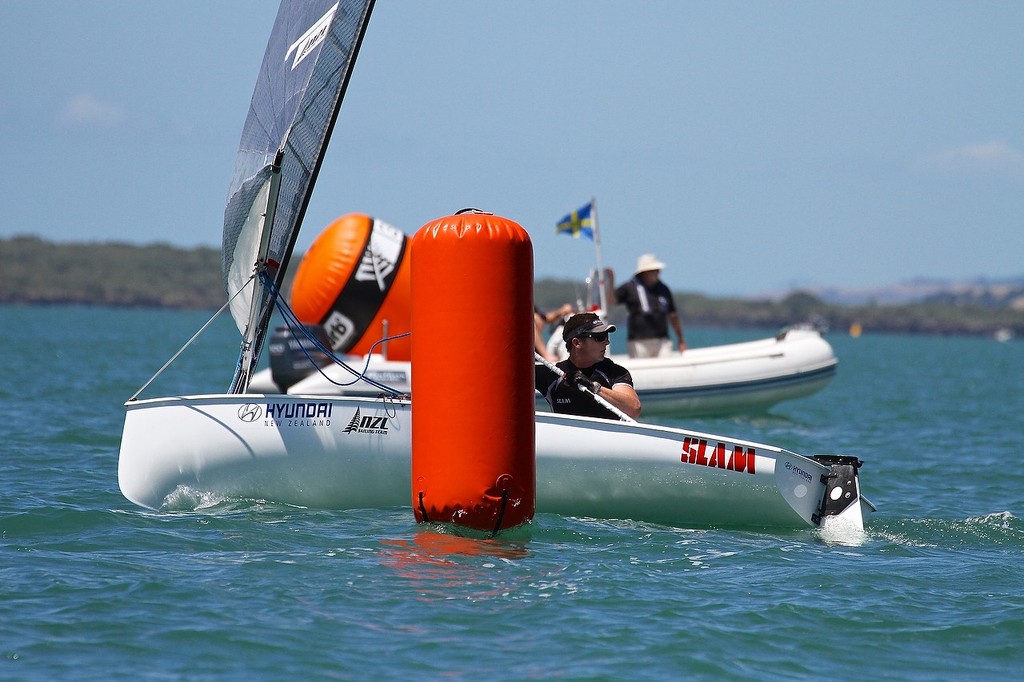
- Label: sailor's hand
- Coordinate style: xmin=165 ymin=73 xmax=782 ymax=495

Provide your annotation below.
xmin=568 ymin=370 xmax=597 ymax=393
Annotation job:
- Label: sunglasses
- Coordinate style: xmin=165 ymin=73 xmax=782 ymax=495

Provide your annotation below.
xmin=581 ymin=332 xmax=609 ymax=342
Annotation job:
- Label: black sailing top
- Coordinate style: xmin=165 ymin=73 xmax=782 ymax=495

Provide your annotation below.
xmin=535 ymin=358 xmax=634 ymax=420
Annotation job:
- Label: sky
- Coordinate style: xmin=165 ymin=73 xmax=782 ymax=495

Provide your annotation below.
xmin=3 ymin=1 xmax=1023 ymax=297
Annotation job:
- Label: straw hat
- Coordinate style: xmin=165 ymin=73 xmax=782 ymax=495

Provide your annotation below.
xmin=634 ymin=253 xmax=667 ymax=275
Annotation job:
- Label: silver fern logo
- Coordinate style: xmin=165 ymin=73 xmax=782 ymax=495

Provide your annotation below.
xmin=354 ymin=219 xmax=403 ymax=290
xmin=343 ymin=407 xmax=390 ymax=435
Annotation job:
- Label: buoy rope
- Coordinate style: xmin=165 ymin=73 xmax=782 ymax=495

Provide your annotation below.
xmin=417 ymin=491 xmax=430 ymax=523
xmin=490 ymin=489 xmax=509 ymax=537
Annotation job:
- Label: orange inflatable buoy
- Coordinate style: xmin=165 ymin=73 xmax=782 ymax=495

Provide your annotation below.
xmin=290 ymin=213 xmax=412 ymax=360
xmin=410 ymin=211 xmax=536 ymax=533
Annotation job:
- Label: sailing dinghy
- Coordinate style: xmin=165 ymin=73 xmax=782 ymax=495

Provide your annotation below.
xmin=117 ymin=0 xmax=872 ymax=532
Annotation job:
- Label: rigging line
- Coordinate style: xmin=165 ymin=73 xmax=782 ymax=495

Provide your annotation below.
xmin=286 ymin=315 xmax=408 ymax=393
xmin=127 ymin=275 xmax=255 ymax=402
xmin=259 ymin=271 xmax=406 ymax=394
xmin=379 ymin=394 xmax=404 ymax=418
xmin=267 ymin=282 xmax=400 ymax=394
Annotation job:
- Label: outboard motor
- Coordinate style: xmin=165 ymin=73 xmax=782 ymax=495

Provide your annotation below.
xmin=268 ymin=325 xmax=332 ymax=392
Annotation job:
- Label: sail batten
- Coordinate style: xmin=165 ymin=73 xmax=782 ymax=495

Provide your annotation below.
xmin=222 ymin=0 xmax=375 ymax=393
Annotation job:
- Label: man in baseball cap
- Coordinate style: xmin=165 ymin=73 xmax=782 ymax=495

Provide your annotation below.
xmin=535 ymin=313 xmax=641 ymax=420
xmin=561 ymin=312 xmax=617 ymax=345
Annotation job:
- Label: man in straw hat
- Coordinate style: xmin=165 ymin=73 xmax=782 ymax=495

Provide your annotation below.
xmin=606 ymin=253 xmax=686 ymax=358
xmin=535 ymin=312 xmax=641 ymax=420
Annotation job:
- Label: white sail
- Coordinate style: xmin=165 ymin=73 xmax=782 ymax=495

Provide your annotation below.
xmin=222 ymin=0 xmax=375 ymax=392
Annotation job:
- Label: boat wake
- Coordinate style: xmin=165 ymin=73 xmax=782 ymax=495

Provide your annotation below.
xmin=852 ymin=511 xmax=1023 ymax=549
xmin=964 ymin=510 xmax=1018 ymax=528
xmin=817 ymin=514 xmax=870 ymax=547
xmin=160 ymin=486 xmax=278 ymax=514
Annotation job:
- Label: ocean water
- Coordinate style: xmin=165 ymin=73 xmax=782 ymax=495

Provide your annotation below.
xmin=3 ymin=305 xmax=1022 ymax=680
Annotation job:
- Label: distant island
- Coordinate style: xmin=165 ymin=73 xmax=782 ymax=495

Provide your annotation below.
xmin=2 ymin=236 xmax=1022 ymax=338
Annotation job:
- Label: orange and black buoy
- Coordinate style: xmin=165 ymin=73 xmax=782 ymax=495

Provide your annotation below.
xmin=290 ymin=213 xmax=412 ymax=360
xmin=410 ymin=210 xmax=536 ymax=533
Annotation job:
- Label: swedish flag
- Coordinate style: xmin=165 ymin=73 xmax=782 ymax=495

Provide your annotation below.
xmin=555 ymin=201 xmax=594 ymax=240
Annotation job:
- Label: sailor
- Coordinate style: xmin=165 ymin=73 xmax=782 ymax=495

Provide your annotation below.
xmin=535 ymin=313 xmax=641 ymax=420
xmin=606 ymin=254 xmax=686 ymax=358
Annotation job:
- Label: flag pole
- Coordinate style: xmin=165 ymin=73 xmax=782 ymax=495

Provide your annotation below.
xmin=591 ymin=197 xmax=609 ymax=313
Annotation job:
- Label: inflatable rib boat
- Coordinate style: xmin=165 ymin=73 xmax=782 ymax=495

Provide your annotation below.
xmin=248 ymin=326 xmax=837 ymax=417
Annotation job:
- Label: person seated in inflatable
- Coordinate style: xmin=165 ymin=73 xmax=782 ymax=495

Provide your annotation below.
xmin=535 ymin=313 xmax=641 ymax=421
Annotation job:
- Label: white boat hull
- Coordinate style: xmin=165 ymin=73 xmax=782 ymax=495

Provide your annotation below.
xmin=118 ymin=394 xmax=866 ymax=530
xmin=248 ymin=328 xmax=837 ymax=416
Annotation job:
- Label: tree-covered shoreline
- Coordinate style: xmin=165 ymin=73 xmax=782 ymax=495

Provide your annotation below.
xmin=3 ymin=236 xmax=1022 ymax=338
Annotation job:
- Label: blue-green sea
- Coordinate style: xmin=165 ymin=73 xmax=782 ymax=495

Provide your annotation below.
xmin=3 ymin=305 xmax=1022 ymax=680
